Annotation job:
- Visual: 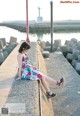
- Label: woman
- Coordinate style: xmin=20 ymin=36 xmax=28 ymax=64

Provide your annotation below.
xmin=16 ymin=42 xmax=64 ymax=98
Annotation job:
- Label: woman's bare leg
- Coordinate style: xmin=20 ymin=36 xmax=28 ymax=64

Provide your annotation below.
xmin=41 ymin=77 xmax=56 ymax=97
xmin=42 ymin=75 xmax=57 ymax=85
xmin=41 ymin=77 xmax=50 ymax=92
xmin=42 ymin=75 xmax=64 ymax=86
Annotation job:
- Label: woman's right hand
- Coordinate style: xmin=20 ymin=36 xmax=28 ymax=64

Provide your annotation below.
xmin=16 ymin=77 xmax=21 ymax=80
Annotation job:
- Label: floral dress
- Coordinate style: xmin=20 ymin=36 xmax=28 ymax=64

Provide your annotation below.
xmin=21 ymin=54 xmax=43 ymax=80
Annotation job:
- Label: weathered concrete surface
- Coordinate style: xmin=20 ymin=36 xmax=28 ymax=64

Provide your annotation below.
xmin=45 ymin=51 xmax=80 ymax=116
xmin=0 ymin=42 xmax=54 ymax=116
xmin=0 ymin=42 xmax=39 ymax=116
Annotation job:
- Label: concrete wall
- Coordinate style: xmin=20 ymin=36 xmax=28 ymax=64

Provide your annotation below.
xmin=0 ymin=42 xmax=54 ymax=116
xmin=37 ymin=44 xmax=54 ymax=116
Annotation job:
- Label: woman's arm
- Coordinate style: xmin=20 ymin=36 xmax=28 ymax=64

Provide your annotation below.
xmin=16 ymin=54 xmax=22 ymax=80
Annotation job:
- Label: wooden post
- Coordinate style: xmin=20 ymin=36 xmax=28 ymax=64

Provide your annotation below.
xmin=50 ymin=1 xmax=53 ymax=52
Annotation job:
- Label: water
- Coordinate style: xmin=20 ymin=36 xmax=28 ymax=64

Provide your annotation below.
xmin=0 ymin=26 xmax=80 ymax=45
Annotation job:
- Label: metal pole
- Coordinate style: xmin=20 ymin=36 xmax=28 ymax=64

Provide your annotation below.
xmin=50 ymin=1 xmax=53 ymax=52
xmin=26 ymin=0 xmax=30 ymax=43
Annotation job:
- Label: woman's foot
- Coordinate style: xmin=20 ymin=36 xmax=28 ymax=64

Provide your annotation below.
xmin=46 ymin=91 xmax=56 ymax=98
xmin=56 ymin=77 xmax=64 ymax=86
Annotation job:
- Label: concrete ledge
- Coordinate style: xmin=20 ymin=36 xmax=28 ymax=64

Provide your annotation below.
xmin=37 ymin=44 xmax=54 ymax=116
xmin=0 ymin=42 xmax=54 ymax=116
xmin=0 ymin=42 xmax=40 ymax=116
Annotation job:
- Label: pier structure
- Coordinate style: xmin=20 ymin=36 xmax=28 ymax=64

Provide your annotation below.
xmin=1 ymin=21 xmax=80 ymax=33
xmin=0 ymin=40 xmax=80 ymax=115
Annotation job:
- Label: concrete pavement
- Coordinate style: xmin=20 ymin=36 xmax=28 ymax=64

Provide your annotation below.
xmin=45 ymin=51 xmax=80 ymax=116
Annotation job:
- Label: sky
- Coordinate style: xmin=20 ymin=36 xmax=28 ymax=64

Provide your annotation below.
xmin=0 ymin=0 xmax=80 ymax=22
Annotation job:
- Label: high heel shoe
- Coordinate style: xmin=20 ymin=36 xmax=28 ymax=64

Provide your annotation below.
xmin=56 ymin=77 xmax=64 ymax=86
xmin=46 ymin=91 xmax=56 ymax=98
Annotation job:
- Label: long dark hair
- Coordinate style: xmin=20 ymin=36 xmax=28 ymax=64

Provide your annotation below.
xmin=18 ymin=42 xmax=30 ymax=53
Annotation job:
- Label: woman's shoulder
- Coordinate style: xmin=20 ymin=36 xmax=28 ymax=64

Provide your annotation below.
xmin=17 ymin=53 xmax=22 ymax=57
xmin=17 ymin=53 xmax=23 ymax=59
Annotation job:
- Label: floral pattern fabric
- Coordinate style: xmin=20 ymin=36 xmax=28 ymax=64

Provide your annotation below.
xmin=21 ymin=54 xmax=42 ymax=80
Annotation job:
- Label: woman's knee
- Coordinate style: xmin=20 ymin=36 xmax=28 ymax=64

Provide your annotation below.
xmin=41 ymin=76 xmax=46 ymax=81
